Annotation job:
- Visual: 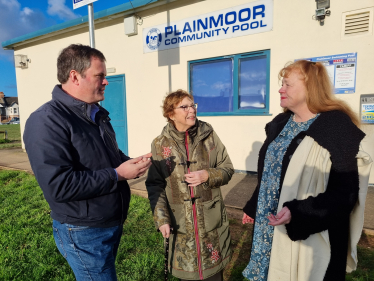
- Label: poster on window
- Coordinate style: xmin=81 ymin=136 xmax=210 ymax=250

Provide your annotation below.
xmin=143 ymin=0 xmax=273 ymax=53
xmin=296 ymin=52 xmax=357 ymax=94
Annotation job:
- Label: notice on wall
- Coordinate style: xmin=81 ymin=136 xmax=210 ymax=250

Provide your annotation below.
xmin=296 ymin=52 xmax=357 ymax=94
xmin=360 ymin=94 xmax=374 ymax=124
xmin=143 ymin=0 xmax=273 ymax=53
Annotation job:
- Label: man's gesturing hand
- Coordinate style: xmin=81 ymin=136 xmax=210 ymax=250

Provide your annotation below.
xmin=115 ymin=153 xmax=152 ymax=181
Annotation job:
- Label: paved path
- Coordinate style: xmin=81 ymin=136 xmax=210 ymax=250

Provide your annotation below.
xmin=1 ymin=148 xmax=373 ymax=234
xmin=0 ymin=148 xmax=32 ymax=172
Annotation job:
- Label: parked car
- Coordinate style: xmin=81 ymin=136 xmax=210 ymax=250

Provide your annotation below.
xmin=0 ymin=120 xmax=10 ymax=125
xmin=9 ymin=117 xmax=20 ymax=124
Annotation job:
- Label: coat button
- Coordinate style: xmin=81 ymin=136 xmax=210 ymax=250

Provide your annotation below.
xmin=297 ymin=139 xmax=302 ymax=144
xmin=289 ymin=154 xmax=293 ymax=160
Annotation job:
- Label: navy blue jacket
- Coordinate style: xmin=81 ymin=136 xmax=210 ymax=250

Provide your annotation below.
xmin=24 ymin=85 xmax=131 ymax=227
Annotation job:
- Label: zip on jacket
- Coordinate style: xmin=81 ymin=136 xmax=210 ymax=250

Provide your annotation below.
xmin=185 ymin=131 xmax=203 ymax=280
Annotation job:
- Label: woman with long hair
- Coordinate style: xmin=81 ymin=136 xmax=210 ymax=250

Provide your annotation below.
xmin=242 ymin=60 xmax=371 ymax=281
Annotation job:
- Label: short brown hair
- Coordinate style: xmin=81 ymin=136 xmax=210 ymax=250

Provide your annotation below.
xmin=162 ymin=90 xmax=194 ymax=124
xmin=57 ymin=44 xmax=106 ymax=84
xmin=279 ymin=60 xmax=360 ymax=127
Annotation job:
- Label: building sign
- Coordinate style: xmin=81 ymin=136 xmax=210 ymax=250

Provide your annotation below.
xmin=143 ymin=0 xmax=273 ymax=53
xmin=297 ymin=53 xmax=357 ymax=94
xmin=361 ymin=94 xmax=374 ymax=124
xmin=73 ymin=0 xmax=97 ymax=9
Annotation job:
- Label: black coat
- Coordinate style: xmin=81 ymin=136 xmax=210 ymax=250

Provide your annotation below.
xmin=243 ymin=110 xmax=365 ymax=281
xmin=24 ymin=85 xmax=131 ymax=227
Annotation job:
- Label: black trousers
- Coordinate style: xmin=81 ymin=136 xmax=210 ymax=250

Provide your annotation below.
xmin=180 ymin=270 xmax=223 ymax=281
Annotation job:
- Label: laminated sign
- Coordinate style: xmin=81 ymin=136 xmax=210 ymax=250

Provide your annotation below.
xmin=143 ymin=0 xmax=274 ymax=53
xmin=296 ymin=53 xmax=357 ymax=94
xmin=361 ymin=94 xmax=374 ymax=124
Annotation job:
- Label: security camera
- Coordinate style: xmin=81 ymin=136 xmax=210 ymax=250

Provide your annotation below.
xmin=315 ymin=0 xmax=330 ymax=9
xmin=315 ymin=0 xmax=331 ymax=26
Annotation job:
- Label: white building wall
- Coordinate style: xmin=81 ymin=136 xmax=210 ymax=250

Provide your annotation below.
xmin=13 ymin=0 xmax=374 ymax=180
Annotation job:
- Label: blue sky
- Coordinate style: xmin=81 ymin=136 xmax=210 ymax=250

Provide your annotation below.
xmin=0 ymin=0 xmax=133 ymax=97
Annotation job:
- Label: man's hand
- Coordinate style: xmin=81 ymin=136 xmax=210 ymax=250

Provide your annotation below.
xmin=242 ymin=213 xmax=254 ymax=224
xmin=115 ymin=153 xmax=152 ymax=181
xmin=134 ymin=152 xmax=152 ymax=164
xmin=184 ymin=170 xmax=209 ymax=187
xmin=268 ymin=207 xmax=291 ymax=226
xmin=159 ymin=224 xmax=171 ymax=238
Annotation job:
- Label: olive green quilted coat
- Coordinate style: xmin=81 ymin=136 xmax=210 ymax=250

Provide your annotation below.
xmin=146 ymin=120 xmax=234 ymax=280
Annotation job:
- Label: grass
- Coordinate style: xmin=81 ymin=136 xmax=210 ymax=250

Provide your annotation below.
xmin=0 ymin=170 xmax=373 ymax=280
xmin=0 ymin=124 xmax=21 ymax=149
xmin=0 ymin=170 xmax=178 ymax=281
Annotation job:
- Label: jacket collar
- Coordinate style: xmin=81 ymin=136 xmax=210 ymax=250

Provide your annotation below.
xmin=267 ymin=110 xmax=365 ymax=172
xmin=167 ymin=120 xmax=198 ymax=143
xmin=52 ymin=85 xmax=109 ymax=119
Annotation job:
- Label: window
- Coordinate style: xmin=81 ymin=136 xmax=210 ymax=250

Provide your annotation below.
xmin=189 ymin=50 xmax=270 ymax=116
xmin=14 ymin=108 xmax=17 ymax=114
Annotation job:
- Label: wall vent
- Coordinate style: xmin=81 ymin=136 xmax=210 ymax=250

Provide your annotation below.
xmin=342 ymin=8 xmax=373 ymax=39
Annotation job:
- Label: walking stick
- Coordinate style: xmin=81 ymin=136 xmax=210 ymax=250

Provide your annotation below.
xmin=164 ymin=236 xmax=169 ymax=281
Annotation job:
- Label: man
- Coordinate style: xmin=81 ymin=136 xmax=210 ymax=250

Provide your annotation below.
xmin=24 ymin=44 xmax=151 ymax=280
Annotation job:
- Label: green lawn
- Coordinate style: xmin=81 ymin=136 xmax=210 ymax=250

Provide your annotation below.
xmin=0 ymin=124 xmax=22 ymax=149
xmin=0 ymin=170 xmax=178 ymax=281
xmin=0 ymin=170 xmax=373 ymax=280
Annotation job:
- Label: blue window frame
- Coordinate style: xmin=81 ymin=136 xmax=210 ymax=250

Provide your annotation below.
xmin=188 ymin=50 xmax=271 ymax=116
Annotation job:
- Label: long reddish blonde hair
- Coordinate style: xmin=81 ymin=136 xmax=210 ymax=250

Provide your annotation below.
xmin=279 ymin=60 xmax=360 ymax=127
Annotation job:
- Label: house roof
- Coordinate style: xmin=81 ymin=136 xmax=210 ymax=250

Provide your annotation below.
xmin=1 ymin=0 xmax=166 ymax=50
xmin=0 ymin=97 xmax=18 ymax=107
xmin=7 ymin=98 xmax=18 ymax=106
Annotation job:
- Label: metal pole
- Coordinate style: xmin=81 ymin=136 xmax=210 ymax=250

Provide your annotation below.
xmin=88 ymin=3 xmax=95 ymax=48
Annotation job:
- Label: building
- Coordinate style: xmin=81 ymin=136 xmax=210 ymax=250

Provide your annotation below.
xmin=0 ymin=92 xmax=19 ymax=122
xmin=2 ymin=0 xmax=374 ymax=181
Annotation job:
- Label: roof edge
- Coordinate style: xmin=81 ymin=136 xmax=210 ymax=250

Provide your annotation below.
xmin=2 ymin=0 xmax=159 ymax=50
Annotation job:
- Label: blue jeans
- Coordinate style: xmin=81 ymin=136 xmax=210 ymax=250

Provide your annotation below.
xmin=52 ymin=220 xmax=123 ymax=281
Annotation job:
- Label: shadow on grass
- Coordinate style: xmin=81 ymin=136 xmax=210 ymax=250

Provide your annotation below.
xmin=223 ymin=219 xmax=253 ymax=281
xmin=346 ymin=246 xmax=374 ymax=281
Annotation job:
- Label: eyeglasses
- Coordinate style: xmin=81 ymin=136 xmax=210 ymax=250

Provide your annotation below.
xmin=175 ymin=103 xmax=198 ymax=111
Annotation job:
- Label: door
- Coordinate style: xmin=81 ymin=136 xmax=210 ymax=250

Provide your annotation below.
xmin=101 ymin=75 xmax=128 ymax=155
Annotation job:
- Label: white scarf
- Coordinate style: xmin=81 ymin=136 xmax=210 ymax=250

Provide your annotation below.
xmin=267 ymin=136 xmax=372 ymax=281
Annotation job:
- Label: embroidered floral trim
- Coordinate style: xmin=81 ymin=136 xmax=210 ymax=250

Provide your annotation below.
xmin=206 ymin=243 xmax=220 ymax=263
xmin=162 ymin=146 xmax=172 ymax=159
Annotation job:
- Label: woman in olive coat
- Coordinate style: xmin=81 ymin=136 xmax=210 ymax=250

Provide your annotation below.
xmin=146 ymin=90 xmax=234 ymax=280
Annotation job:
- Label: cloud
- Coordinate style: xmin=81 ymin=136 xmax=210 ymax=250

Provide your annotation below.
xmin=211 ymin=81 xmax=232 ymax=91
xmin=0 ymin=0 xmax=51 ymax=60
xmin=194 ymin=79 xmax=208 ymax=88
xmin=240 ymin=71 xmax=267 ymax=82
xmin=47 ymin=0 xmax=79 ymax=21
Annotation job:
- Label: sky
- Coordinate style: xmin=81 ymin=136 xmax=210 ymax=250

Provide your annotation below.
xmin=0 ymin=0 xmax=133 ymax=97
